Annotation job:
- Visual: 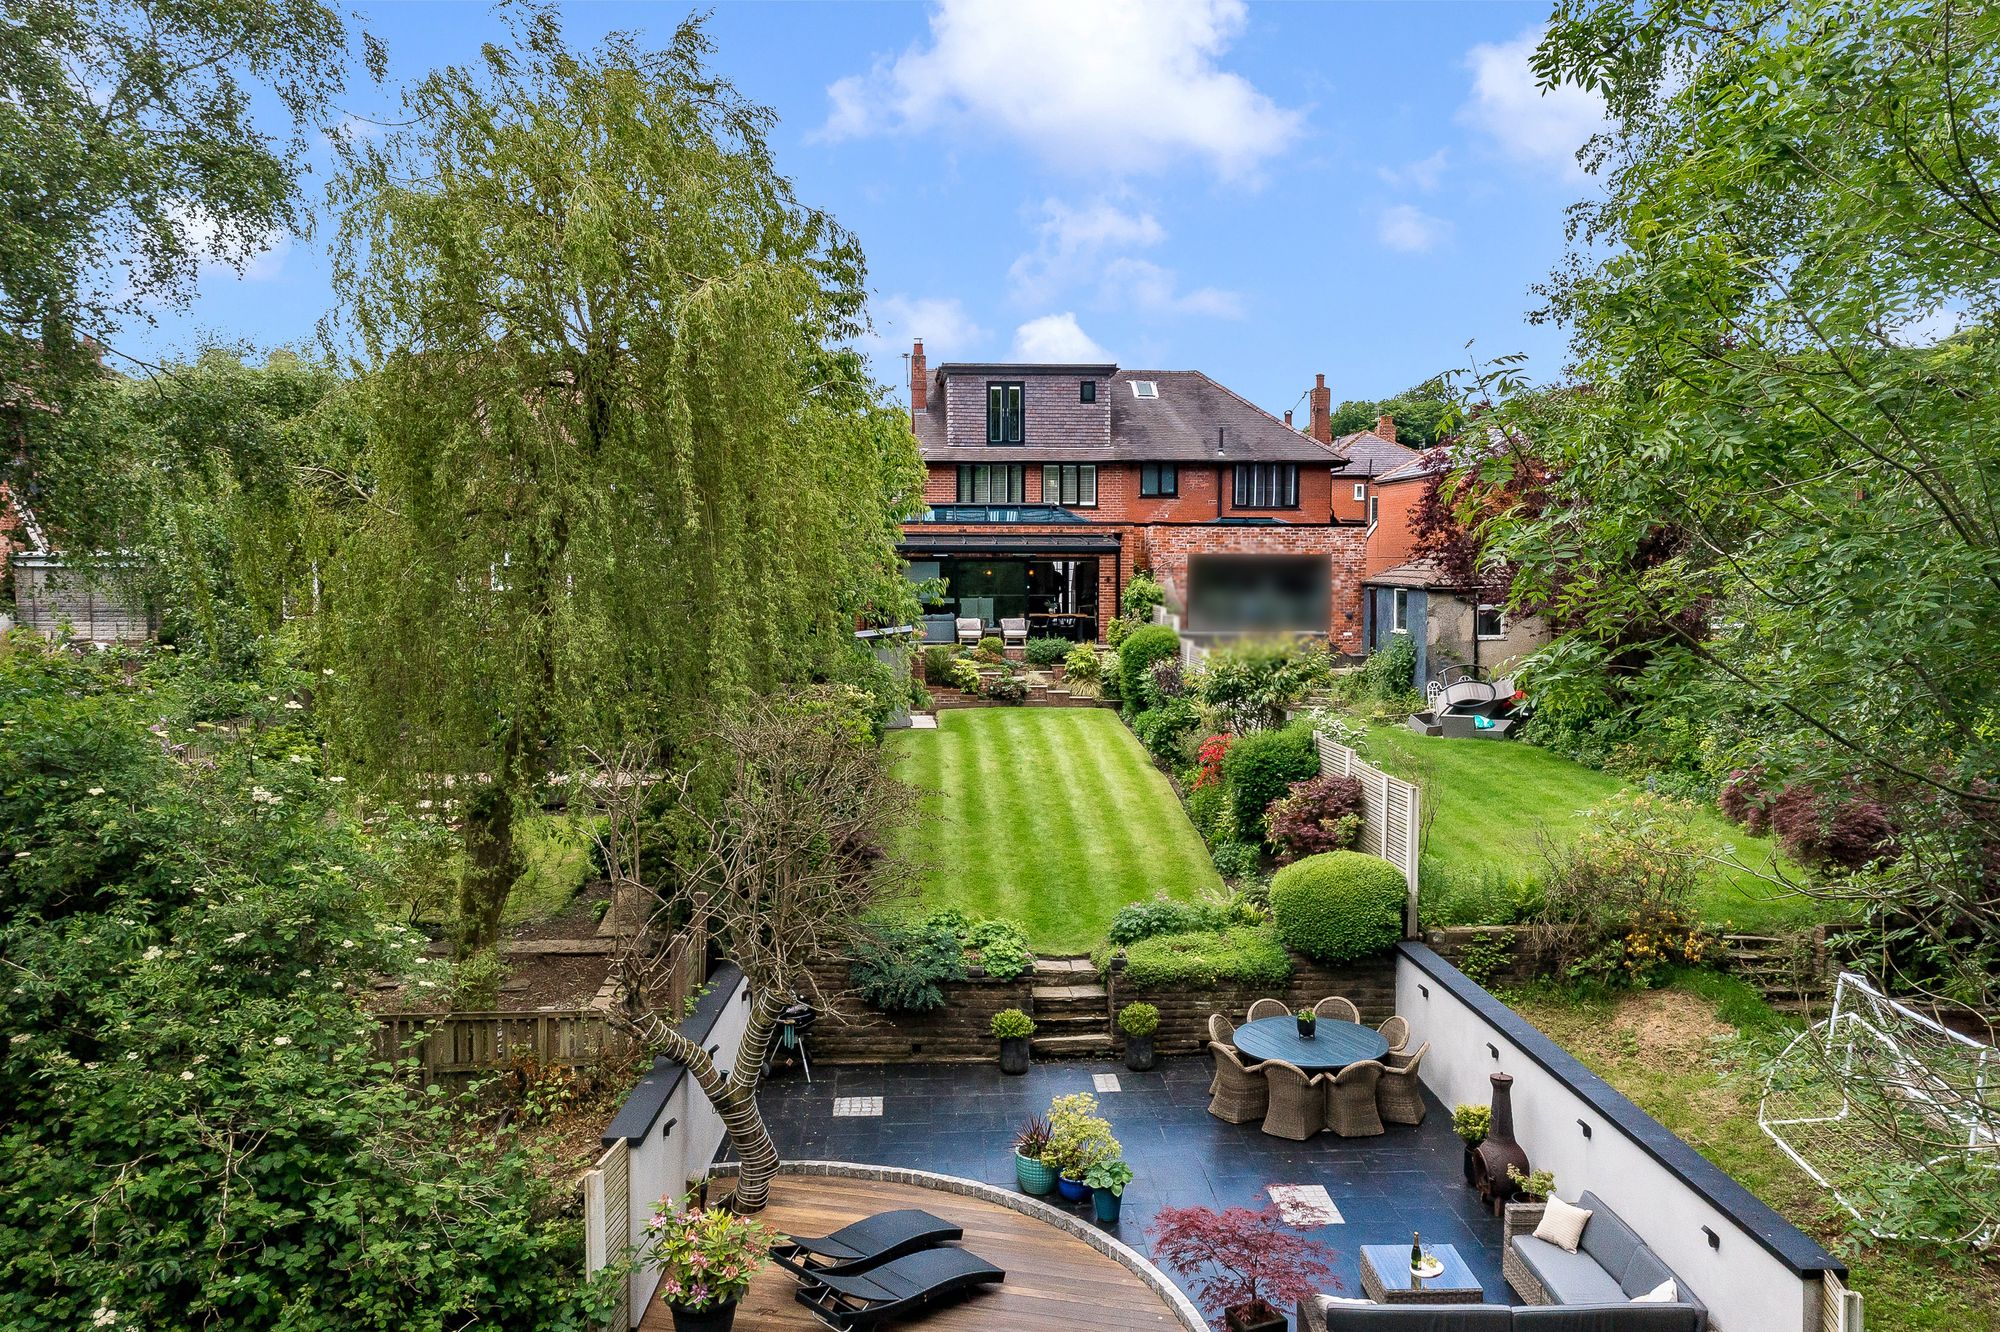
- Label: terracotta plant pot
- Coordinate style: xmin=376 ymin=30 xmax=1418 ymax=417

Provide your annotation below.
xmin=1124 ymin=1034 xmax=1156 ymax=1072
xmin=1224 ymin=1298 xmax=1287 ymax=1332
xmin=999 ymin=1036 xmax=1030 ymax=1075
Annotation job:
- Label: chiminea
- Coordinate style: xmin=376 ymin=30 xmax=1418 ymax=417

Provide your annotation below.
xmin=1470 ymin=1072 xmax=1530 ymax=1214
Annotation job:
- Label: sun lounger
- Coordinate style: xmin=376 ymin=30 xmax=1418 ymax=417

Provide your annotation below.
xmin=793 ymin=1246 xmax=1005 ymax=1328
xmin=770 ymin=1208 xmax=964 ymax=1277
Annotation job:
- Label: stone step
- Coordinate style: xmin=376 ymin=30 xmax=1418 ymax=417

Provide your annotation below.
xmin=1034 ymin=956 xmax=1096 ymax=977
xmin=1030 ymin=1033 xmax=1118 ymax=1057
xmin=1034 ymin=1012 xmax=1110 ymax=1033
xmin=1033 ymin=984 xmax=1109 ymax=1005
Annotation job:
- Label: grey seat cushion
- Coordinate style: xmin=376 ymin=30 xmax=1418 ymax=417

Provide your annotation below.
xmin=1315 ymin=1300 xmax=1512 ymax=1331
xmin=1574 ymin=1193 xmax=1645 ymax=1282
xmin=1510 ymin=1236 xmax=1627 ymax=1306
xmin=1514 ymin=1303 xmax=1702 ymax=1331
xmin=1616 ymin=1246 xmax=1674 ymax=1299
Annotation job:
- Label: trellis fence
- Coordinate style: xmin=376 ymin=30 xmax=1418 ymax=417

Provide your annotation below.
xmin=1314 ymin=733 xmax=1423 ymax=935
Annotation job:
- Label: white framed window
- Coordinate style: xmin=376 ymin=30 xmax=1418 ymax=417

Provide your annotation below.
xmin=1476 ymin=603 xmax=1507 ymax=640
xmin=1042 ymin=463 xmax=1097 ymax=507
xmin=1353 ymin=483 xmax=1367 ymax=502
xmin=1392 ymin=588 xmax=1409 ymax=633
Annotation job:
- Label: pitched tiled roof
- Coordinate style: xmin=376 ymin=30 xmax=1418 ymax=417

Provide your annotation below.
xmin=913 ymin=367 xmax=1358 ymax=466
xmin=1363 ymin=557 xmax=1466 ymax=589
xmin=1333 ymin=428 xmax=1421 ymax=479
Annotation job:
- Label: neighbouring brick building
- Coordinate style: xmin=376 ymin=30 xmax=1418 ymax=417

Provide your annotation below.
xmin=900 ymin=341 xmax=1416 ymax=655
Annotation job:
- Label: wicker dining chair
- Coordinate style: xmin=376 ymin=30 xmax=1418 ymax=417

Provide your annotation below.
xmin=1207 ymin=1012 xmax=1239 ymax=1093
xmin=1312 ymin=996 xmax=1361 ymax=1024
xmin=1246 ymin=998 xmax=1290 ymax=1023
xmin=1377 ymin=1015 xmax=1410 ymax=1054
xmin=1259 ymin=1061 xmax=1327 ymax=1141
xmin=1207 ymin=1041 xmax=1270 ymax=1124
xmin=1376 ymin=1041 xmax=1429 ymax=1126
xmin=1324 ymin=1060 xmax=1386 ymax=1137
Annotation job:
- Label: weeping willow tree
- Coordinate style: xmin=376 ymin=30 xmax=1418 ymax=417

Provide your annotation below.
xmin=320 ymin=8 xmax=922 ymax=953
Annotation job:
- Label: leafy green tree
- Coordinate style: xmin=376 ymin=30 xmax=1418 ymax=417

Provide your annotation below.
xmin=0 ymin=641 xmax=616 ymax=1331
xmin=1328 ymin=376 xmax=1456 ymax=447
xmin=1483 ymin=1 xmax=2000 ymax=1002
xmin=0 ymin=0 xmax=371 ymax=541
xmin=320 ymin=10 xmax=922 ymax=952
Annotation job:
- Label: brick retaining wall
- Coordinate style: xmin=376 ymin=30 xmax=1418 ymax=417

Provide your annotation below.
xmin=1112 ymin=951 xmax=1398 ymax=1055
xmin=807 ymin=965 xmax=1036 ymax=1063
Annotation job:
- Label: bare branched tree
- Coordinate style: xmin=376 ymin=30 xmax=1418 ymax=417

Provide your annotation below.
xmin=616 ymin=687 xmax=917 ymax=1212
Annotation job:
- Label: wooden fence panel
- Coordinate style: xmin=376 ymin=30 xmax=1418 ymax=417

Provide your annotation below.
xmin=583 ymin=1139 xmax=633 ymax=1330
xmin=1820 ymin=1272 xmax=1863 ymax=1332
xmin=1315 ymin=734 xmax=1422 ymax=934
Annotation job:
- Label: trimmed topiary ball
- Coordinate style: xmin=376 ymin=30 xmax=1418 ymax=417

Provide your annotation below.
xmin=1268 ymin=850 xmax=1405 ymax=963
xmin=1117 ymin=625 xmax=1181 ymax=709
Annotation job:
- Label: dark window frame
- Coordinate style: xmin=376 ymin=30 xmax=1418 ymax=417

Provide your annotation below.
xmin=1041 ymin=463 xmax=1098 ymax=508
xmin=1079 ymin=380 xmax=1096 ymax=404
xmin=1231 ymin=462 xmax=1299 ymax=509
xmin=1140 ymin=462 xmax=1178 ymax=498
xmin=986 ymin=381 xmax=1025 ymax=445
xmin=956 ymin=463 xmax=1025 ymax=503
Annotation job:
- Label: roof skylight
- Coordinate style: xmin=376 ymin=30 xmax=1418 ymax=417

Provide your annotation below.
xmin=1131 ymin=380 xmax=1158 ymax=399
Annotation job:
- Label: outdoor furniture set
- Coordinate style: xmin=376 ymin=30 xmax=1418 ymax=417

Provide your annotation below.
xmin=1207 ymin=999 xmax=1429 ymax=1139
xmin=1293 ymin=1190 xmax=1708 ymax=1330
xmin=774 ymin=1207 xmax=1004 ymax=1329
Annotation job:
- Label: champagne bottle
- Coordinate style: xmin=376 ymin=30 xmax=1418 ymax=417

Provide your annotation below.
xmin=1410 ymin=1231 xmax=1422 ymax=1272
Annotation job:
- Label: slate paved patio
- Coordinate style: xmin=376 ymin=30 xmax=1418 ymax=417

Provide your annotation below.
xmin=738 ymin=1054 xmax=1511 ymax=1310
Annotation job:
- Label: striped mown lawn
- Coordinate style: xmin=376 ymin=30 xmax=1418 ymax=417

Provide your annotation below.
xmin=890 ymin=708 xmax=1223 ymax=952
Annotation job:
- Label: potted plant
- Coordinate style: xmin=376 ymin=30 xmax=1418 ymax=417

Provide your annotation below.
xmin=991 ymin=1008 xmax=1035 ymax=1075
xmin=1295 ymin=1007 xmax=1317 ymax=1039
xmin=1084 ymin=1158 xmax=1134 ymax=1225
xmin=642 ymin=1194 xmax=774 ymax=1332
xmin=1045 ymin=1092 xmax=1119 ymax=1204
xmin=1118 ymin=1001 xmax=1160 ymax=1072
xmin=1013 ymin=1115 xmax=1055 ymax=1196
xmin=1148 ymin=1204 xmax=1339 ymax=1332
xmin=1451 ymin=1102 xmax=1490 ymax=1185
xmin=1506 ymin=1164 xmax=1556 ymax=1204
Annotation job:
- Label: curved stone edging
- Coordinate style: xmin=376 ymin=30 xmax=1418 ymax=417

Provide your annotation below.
xmin=710 ymin=1159 xmax=1207 ymax=1331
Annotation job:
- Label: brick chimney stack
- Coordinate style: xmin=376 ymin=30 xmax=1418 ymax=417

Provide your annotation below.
xmin=1308 ymin=373 xmax=1331 ymax=444
xmin=909 ymin=338 xmax=928 ymax=416
xmin=1377 ymin=412 xmax=1396 ymax=441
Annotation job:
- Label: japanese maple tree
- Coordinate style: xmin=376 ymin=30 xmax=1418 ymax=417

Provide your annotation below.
xmin=1147 ymin=1204 xmax=1339 ymax=1325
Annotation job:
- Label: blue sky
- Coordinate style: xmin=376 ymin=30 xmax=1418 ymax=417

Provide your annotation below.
xmin=136 ymin=0 xmax=1606 ymax=416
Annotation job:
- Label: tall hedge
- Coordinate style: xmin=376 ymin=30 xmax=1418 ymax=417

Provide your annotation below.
xmin=1117 ymin=625 xmax=1181 ymax=709
xmin=1269 ymin=851 xmax=1405 ymax=963
xmin=1221 ymin=723 xmax=1319 ymax=843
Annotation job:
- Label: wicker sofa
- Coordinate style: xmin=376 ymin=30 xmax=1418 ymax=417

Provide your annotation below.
xmin=1298 ymin=1298 xmax=1703 ymax=1330
xmin=1504 ymin=1193 xmax=1707 ymax=1330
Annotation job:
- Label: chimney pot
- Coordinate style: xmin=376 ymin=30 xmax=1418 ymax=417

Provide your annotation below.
xmin=1308 ymin=373 xmax=1332 ymax=445
xmin=1284 ymin=409 xmax=1293 ymax=428
xmin=909 ymin=339 xmax=928 ymax=417
xmin=1378 ymin=412 xmax=1396 ymax=440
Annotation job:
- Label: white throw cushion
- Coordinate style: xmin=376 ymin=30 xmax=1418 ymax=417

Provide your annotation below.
xmin=1314 ymin=1295 xmax=1376 ymax=1311
xmin=1532 ymin=1195 xmax=1594 ymax=1253
xmin=1632 ymin=1278 xmax=1678 ymax=1303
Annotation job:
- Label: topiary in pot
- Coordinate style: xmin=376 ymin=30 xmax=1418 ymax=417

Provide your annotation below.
xmin=991 ymin=1008 xmax=1035 ymax=1075
xmin=1269 ymin=850 xmax=1405 ymax=963
xmin=1118 ymin=1001 xmax=1160 ymax=1072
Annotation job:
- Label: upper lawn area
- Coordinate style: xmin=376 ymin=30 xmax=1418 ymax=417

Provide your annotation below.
xmin=1355 ymin=723 xmax=1829 ymax=933
xmin=890 ymin=708 xmax=1223 ymax=952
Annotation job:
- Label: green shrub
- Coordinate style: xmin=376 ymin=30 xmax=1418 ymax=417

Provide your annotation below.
xmin=1269 ymin=851 xmax=1405 ymax=963
xmin=851 ymin=921 xmax=966 ymax=1011
xmin=1025 ymin=636 xmax=1070 ymax=667
xmin=983 ymin=675 xmax=1029 ymax=704
xmin=943 ymin=657 xmax=983 ymax=692
xmin=1107 ymin=923 xmax=1294 ymax=989
xmin=921 ymin=644 xmax=959 ymax=682
xmin=1106 ymin=897 xmax=1228 ymax=945
xmin=1193 ymin=638 xmax=1335 ymax=733
xmin=1062 ymin=641 xmax=1102 ymax=681
xmin=967 ymin=918 xmax=1033 ymax=980
xmin=1211 ymin=840 xmax=1261 ymax=881
xmin=1118 ymin=625 xmax=1181 ymax=709
xmin=1186 ymin=780 xmax=1228 ymax=845
xmin=1121 ymin=572 xmax=1166 ymax=621
xmin=1131 ymin=697 xmax=1200 ymax=757
xmin=908 ymin=678 xmax=934 ymax=712
xmin=990 ymin=1008 xmax=1036 ymax=1040
xmin=1117 ymin=1001 xmax=1160 ymax=1038
xmin=1361 ymin=634 xmax=1418 ymax=700
xmin=977 ymin=635 xmax=1006 ymax=660
xmin=1104 ymin=616 xmax=1138 ymax=649
xmin=1096 ymin=649 xmax=1123 ymax=702
xmin=1221 ymin=723 xmax=1320 ymax=844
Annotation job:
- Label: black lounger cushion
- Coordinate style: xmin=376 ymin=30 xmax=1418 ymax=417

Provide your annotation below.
xmin=771 ymin=1208 xmax=964 ymax=1277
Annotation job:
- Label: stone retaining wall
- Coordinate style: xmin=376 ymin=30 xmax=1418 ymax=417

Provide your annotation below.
xmin=1112 ymin=951 xmax=1398 ymax=1055
xmin=807 ymin=965 xmax=1036 ymax=1064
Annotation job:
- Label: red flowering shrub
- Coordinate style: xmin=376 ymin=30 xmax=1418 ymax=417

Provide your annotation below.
xmin=1266 ymin=774 xmax=1365 ymax=864
xmin=1147 ymin=1204 xmax=1339 ymax=1324
xmin=1769 ymin=781 xmax=1897 ymax=870
xmin=1717 ymin=767 xmax=1772 ymax=833
xmin=1195 ymin=733 xmax=1232 ymax=789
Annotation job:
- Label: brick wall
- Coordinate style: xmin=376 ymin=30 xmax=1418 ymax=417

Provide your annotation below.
xmin=1140 ymin=524 xmax=1370 ymax=656
xmin=922 ymin=460 xmax=1341 ymax=524
xmin=806 ymin=964 xmax=1037 ymax=1064
xmin=1112 ymin=951 xmax=1398 ymax=1055
xmin=1362 ymin=474 xmax=1427 ymax=577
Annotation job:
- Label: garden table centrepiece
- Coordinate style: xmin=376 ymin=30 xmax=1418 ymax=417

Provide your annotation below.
xmin=1233 ymin=1016 xmax=1388 ymax=1075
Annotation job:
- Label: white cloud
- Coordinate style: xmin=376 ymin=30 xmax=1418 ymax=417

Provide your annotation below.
xmin=1377 ymin=204 xmax=1452 ymax=254
xmin=1008 ymin=196 xmax=1243 ymax=318
xmin=818 ymin=0 xmax=1305 ymax=182
xmin=1011 ymin=312 xmax=1112 ymax=362
xmin=1100 ymin=257 xmax=1244 ymax=318
xmin=860 ymin=294 xmax=988 ymax=380
xmin=1378 ymin=148 xmax=1450 ymax=193
xmin=1887 ymin=304 xmax=1966 ymax=348
xmin=1458 ymin=25 xmax=1607 ymax=180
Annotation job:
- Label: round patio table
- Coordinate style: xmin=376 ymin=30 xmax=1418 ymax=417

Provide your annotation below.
xmin=1233 ymin=1016 xmax=1389 ymax=1074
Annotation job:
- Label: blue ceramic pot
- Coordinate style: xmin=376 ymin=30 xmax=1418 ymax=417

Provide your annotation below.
xmin=1015 ymin=1153 xmax=1056 ymax=1196
xmin=1092 ymin=1188 xmax=1123 ymax=1224
xmin=1056 ymin=1174 xmax=1090 ymax=1203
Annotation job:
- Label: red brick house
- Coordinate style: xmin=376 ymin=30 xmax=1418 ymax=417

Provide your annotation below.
xmin=900 ymin=340 xmax=1416 ymax=654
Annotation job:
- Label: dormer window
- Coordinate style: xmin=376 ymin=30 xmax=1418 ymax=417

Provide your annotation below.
xmin=1131 ymin=380 xmax=1158 ymax=399
xmin=1080 ymin=380 xmax=1096 ymax=403
xmin=987 ymin=382 xmax=1024 ymax=444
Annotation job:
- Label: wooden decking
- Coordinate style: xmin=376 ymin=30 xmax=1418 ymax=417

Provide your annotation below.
xmin=635 ymin=1174 xmax=1185 ymax=1332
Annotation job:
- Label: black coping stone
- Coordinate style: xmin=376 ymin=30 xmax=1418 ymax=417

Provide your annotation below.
xmin=727 ymin=1054 xmax=1510 ymax=1312
xmin=601 ymin=963 xmax=747 ymax=1148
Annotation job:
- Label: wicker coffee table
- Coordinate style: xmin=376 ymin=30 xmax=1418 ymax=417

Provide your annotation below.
xmin=1358 ymin=1243 xmax=1483 ymax=1304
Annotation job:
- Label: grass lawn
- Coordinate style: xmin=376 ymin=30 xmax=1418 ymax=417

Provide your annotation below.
xmin=1355 ymin=723 xmax=1829 ymax=933
xmin=890 ymin=708 xmax=1223 ymax=952
xmin=1514 ymin=976 xmax=2000 ymax=1332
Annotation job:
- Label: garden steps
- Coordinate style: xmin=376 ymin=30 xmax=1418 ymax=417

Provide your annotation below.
xmin=1033 ymin=957 xmax=1096 ymax=978
xmin=1031 ymin=969 xmax=1114 ymax=1055
xmin=1032 ymin=983 xmax=1108 ymax=1005
xmin=1030 ymin=1032 xmax=1119 ymax=1058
